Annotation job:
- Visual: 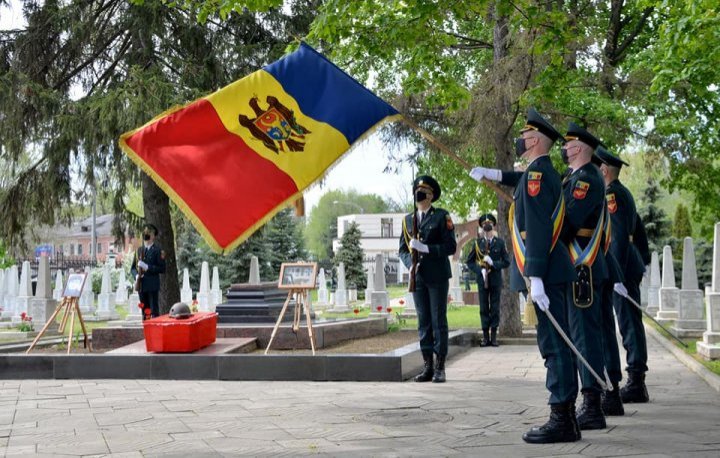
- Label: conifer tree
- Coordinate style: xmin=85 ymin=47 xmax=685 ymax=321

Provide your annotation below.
xmin=333 ymin=222 xmax=366 ymax=290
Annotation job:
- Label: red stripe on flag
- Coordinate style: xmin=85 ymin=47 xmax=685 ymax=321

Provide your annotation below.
xmin=126 ymin=99 xmax=298 ymax=248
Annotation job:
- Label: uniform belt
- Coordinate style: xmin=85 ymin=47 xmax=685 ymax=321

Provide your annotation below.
xmin=576 ymin=228 xmax=593 ymax=237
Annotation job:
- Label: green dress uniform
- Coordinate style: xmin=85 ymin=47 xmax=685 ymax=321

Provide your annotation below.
xmin=131 ymin=242 xmax=166 ymax=318
xmin=399 ymin=175 xmax=457 ymax=383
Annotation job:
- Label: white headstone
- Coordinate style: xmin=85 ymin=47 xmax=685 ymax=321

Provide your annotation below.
xmin=197 ymin=261 xmax=211 ymax=312
xmin=370 ymin=255 xmax=389 ymax=314
xmin=400 ymin=275 xmax=416 ymax=317
xmin=673 ymin=237 xmax=705 ymax=337
xmin=364 ymin=265 xmax=374 ymax=306
xmin=449 ymin=259 xmax=464 ymax=304
xmin=115 ymin=269 xmax=128 ymax=304
xmin=211 ymin=266 xmax=222 ymax=307
xmin=180 ymin=268 xmax=193 ymax=304
xmin=126 ymin=292 xmax=142 ymax=322
xmin=30 ymin=257 xmax=57 ymax=332
xmin=79 ymin=266 xmax=95 ymax=315
xmin=698 ymin=222 xmax=720 ymax=360
xmin=97 ymin=264 xmax=117 ymax=320
xmin=332 ymin=262 xmax=349 ymax=311
xmin=13 ymin=261 xmax=33 ymax=323
xmin=53 ymin=270 xmax=63 ymax=301
xmin=640 ymin=272 xmax=649 ymax=306
xmin=646 ymin=251 xmax=661 ymax=315
xmin=316 ymin=268 xmax=329 ymax=307
xmin=248 ymin=256 xmax=260 ymax=285
xmin=657 ymin=245 xmax=679 ymax=322
xmin=0 ymin=269 xmax=5 ymax=314
xmin=2 ymin=266 xmax=18 ymax=318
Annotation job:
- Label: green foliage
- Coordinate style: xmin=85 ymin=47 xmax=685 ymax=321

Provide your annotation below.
xmin=638 ymin=178 xmax=671 ymax=252
xmin=333 ymin=222 xmax=366 ymax=290
xmin=265 ymin=208 xmax=308 ymax=274
xmin=672 ymin=204 xmax=693 ymax=239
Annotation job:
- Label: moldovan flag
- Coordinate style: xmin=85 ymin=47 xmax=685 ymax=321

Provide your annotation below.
xmin=119 ymin=43 xmax=400 ymax=253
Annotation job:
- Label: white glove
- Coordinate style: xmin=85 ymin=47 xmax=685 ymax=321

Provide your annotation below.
xmin=613 ymin=282 xmax=628 ymax=298
xmin=483 ymin=255 xmax=493 ymax=266
xmin=529 ymin=276 xmax=550 ymax=311
xmin=469 ymin=167 xmax=502 ymax=182
xmin=409 ymin=239 xmax=429 ymax=253
xmin=137 ymin=260 xmax=149 ymax=270
xmin=481 ymin=268 xmax=488 ymax=282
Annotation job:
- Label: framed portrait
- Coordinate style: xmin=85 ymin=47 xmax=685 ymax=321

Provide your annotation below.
xmin=63 ymin=272 xmax=88 ymax=298
xmin=278 ymin=262 xmax=318 ymax=289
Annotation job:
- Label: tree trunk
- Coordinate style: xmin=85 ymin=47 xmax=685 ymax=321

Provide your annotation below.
xmin=141 ymin=172 xmax=180 ymax=314
xmin=492 ymin=5 xmax=523 ymax=338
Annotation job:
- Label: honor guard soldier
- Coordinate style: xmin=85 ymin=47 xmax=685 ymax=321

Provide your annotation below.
xmin=465 ymin=213 xmax=510 ymax=346
xmin=559 ymin=123 xmax=611 ymax=430
xmin=595 ymin=147 xmax=651 ymax=404
xmin=399 ymin=175 xmax=457 ymax=383
xmin=470 ymin=108 xmax=580 ymax=444
xmin=131 ymin=223 xmax=166 ymax=318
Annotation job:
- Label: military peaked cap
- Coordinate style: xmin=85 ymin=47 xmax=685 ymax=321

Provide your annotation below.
xmin=520 ymin=107 xmax=563 ymax=143
xmin=413 ymin=175 xmax=441 ymax=202
xmin=565 ymin=122 xmax=605 ymax=150
xmin=594 ymin=146 xmax=629 ymax=168
xmin=478 ymin=213 xmax=497 ymax=225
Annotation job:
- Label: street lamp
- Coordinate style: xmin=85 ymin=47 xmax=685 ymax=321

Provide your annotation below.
xmin=332 ymin=200 xmax=364 ymax=214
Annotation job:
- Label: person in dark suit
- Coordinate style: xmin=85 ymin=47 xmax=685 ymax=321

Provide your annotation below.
xmin=399 ymin=175 xmax=457 ymax=383
xmin=595 ymin=147 xmax=651 ymax=404
xmin=466 ymin=213 xmax=510 ymax=346
xmin=470 ymin=108 xmax=580 ymax=444
xmin=131 ymin=223 xmax=166 ymax=319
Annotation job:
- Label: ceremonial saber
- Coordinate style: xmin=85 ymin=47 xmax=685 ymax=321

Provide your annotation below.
xmin=615 ymin=291 xmax=689 ymax=348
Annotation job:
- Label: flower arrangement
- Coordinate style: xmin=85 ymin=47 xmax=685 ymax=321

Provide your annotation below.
xmin=353 ymin=308 xmax=360 ymax=315
xmin=386 ymin=307 xmax=393 ymax=313
xmin=376 ymin=305 xmax=382 ymax=312
xmin=18 ymin=312 xmax=34 ymax=332
xmin=191 ymin=299 xmax=199 ymax=313
xmin=399 ymin=299 xmax=405 ymax=305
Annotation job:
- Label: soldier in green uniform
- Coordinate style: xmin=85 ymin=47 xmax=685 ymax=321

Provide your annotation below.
xmin=466 ymin=213 xmax=510 ymax=346
xmin=558 ymin=123 xmax=610 ymax=430
xmin=470 ymin=108 xmax=580 ymax=444
xmin=594 ymin=147 xmax=651 ymax=404
xmin=399 ymin=175 xmax=457 ymax=383
xmin=131 ymin=223 xmax=166 ymax=318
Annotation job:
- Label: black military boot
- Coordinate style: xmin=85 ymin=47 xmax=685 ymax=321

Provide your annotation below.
xmin=522 ymin=402 xmax=581 ymax=444
xmin=490 ymin=327 xmax=499 ymax=347
xmin=576 ymin=391 xmax=606 ymax=430
xmin=479 ymin=329 xmax=490 ymax=347
xmin=432 ymin=355 xmax=446 ymax=383
xmin=620 ymin=371 xmax=649 ymax=403
xmin=414 ymin=352 xmax=434 ymax=382
xmin=601 ymin=383 xmax=625 ymax=416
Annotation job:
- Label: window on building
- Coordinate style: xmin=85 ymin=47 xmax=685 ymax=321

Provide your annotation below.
xmin=78 ymin=244 xmax=83 ymax=256
xmin=97 ymin=242 xmax=102 ymax=254
xmin=70 ymin=244 xmax=75 ymax=255
xmin=381 ymin=218 xmax=393 ymax=238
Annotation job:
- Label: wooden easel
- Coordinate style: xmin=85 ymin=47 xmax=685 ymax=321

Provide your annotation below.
xmin=26 ymin=295 xmax=90 ymax=354
xmin=264 ymin=288 xmax=316 ymax=355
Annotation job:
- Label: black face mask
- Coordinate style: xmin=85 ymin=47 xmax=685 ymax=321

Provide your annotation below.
xmin=561 ymin=147 xmax=569 ymax=164
xmin=143 ymin=233 xmax=151 ymax=241
xmin=514 ymin=138 xmax=527 ymax=157
xmin=482 ymin=223 xmax=493 ymax=232
xmin=415 ymin=191 xmax=428 ymax=202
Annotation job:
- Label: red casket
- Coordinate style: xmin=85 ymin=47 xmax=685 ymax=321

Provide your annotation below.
xmin=143 ymin=312 xmax=218 ymax=353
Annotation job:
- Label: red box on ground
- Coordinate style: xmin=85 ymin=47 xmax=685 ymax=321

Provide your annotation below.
xmin=143 ymin=312 xmax=218 ymax=353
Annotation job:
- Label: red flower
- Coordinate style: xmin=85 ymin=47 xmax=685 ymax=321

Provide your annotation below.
xmin=144 ymin=308 xmax=151 ymax=316
xmin=387 ymin=307 xmax=393 ymax=313
xmin=138 ymin=302 xmax=144 ymax=310
xmin=353 ymin=308 xmax=360 ymax=315
xmin=399 ymin=299 xmax=405 ymax=305
xmin=376 ymin=306 xmax=382 ymax=312
xmin=20 ymin=312 xmax=26 ymax=319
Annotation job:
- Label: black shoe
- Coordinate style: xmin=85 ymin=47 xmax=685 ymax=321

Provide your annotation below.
xmin=523 ymin=402 xmax=582 ymax=444
xmin=432 ymin=355 xmax=446 ymax=383
xmin=576 ymin=391 xmax=606 ymax=430
xmin=479 ymin=329 xmax=490 ymax=347
xmin=414 ymin=352 xmax=434 ymax=382
xmin=620 ymin=371 xmax=649 ymax=403
xmin=490 ymin=328 xmax=499 ymax=347
xmin=601 ymin=383 xmax=625 ymax=416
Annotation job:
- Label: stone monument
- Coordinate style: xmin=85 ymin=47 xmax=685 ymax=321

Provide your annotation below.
xmin=672 ymin=237 xmax=705 ymax=337
xmin=53 ymin=270 xmax=63 ymax=301
xmin=332 ymin=262 xmax=349 ymax=312
xmin=656 ymin=245 xmax=679 ymax=324
xmin=316 ymin=268 xmax=329 ymax=307
xmin=449 ymin=259 xmax=464 ymax=305
xmin=369 ymin=255 xmax=390 ymax=315
xmin=698 ymin=222 xmax=720 ymax=360
xmin=363 ymin=265 xmax=374 ymax=306
xmin=180 ymin=268 xmax=193 ymax=304
xmin=13 ymin=261 xmax=33 ymax=324
xmin=0 ymin=269 xmax=5 ymax=315
xmin=115 ymin=269 xmax=128 ymax=305
xmin=97 ymin=264 xmax=118 ymax=320
xmin=646 ymin=251 xmax=661 ymax=316
xmin=400 ymin=278 xmax=416 ymax=317
xmin=211 ymin=266 xmax=222 ymax=307
xmin=197 ymin=261 xmax=211 ymax=312
xmin=79 ymin=266 xmax=95 ymax=316
xmin=29 ymin=256 xmax=58 ymax=332
xmin=248 ymin=255 xmax=260 ymax=285
xmin=3 ymin=266 xmax=18 ymax=319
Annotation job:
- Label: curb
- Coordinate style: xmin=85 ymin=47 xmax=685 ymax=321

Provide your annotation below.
xmin=645 ymin=323 xmax=720 ymax=393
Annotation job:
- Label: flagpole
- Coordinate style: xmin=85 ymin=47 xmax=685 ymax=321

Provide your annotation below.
xmin=401 ymin=116 xmax=513 ymax=204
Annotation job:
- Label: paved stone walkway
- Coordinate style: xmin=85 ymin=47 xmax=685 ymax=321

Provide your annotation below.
xmin=1 ymin=331 xmax=719 ymax=457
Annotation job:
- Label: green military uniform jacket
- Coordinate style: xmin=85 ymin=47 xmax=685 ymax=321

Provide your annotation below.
xmin=399 ymin=207 xmax=457 ymax=285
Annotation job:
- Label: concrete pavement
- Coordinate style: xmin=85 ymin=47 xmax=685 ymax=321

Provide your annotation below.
xmin=1 ymin=330 xmax=719 ymax=457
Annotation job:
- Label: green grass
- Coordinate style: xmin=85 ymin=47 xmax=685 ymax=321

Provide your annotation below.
xmin=320 ymin=304 xmax=481 ymax=331
xmin=645 ymin=318 xmax=720 ymax=376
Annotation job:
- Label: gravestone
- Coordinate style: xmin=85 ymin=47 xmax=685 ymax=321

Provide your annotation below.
xmin=248 ymin=255 xmax=260 ymax=285
xmin=656 ymin=245 xmax=679 ymax=324
xmin=400 ymin=277 xmax=416 ymax=317
xmin=640 ymin=272 xmax=649 ymax=306
xmin=672 ymin=237 xmax=705 ymax=337
xmin=126 ymin=291 xmax=142 ymax=322
xmin=332 ymin=262 xmax=349 ymax=311
xmin=646 ymin=251 xmax=661 ymax=316
xmin=115 ymin=269 xmax=128 ymax=305
xmin=97 ymin=264 xmax=118 ymax=320
xmin=369 ymin=255 xmax=389 ymax=315
xmin=53 ymin=270 xmax=63 ymax=301
xmin=79 ymin=266 xmax=95 ymax=317
xmin=0 ymin=269 xmax=5 ymax=316
xmin=211 ymin=266 xmax=222 ymax=307
xmin=364 ymin=265 xmax=374 ymax=306
xmin=698 ymin=222 xmax=720 ymax=360
xmin=449 ymin=259 xmax=464 ymax=305
xmin=2 ymin=266 xmax=17 ymax=319
xmin=316 ymin=268 xmax=329 ymax=308
xmin=197 ymin=261 xmax=211 ymax=312
xmin=180 ymin=268 xmax=193 ymax=304
xmin=29 ymin=256 xmax=57 ymax=332
xmin=13 ymin=261 xmax=33 ymax=324
xmin=348 ymin=288 xmax=358 ymax=302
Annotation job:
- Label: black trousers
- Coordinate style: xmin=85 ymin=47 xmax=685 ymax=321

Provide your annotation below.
xmin=140 ymin=291 xmax=160 ymax=318
xmin=413 ymin=276 xmax=449 ymax=357
xmin=600 ymin=281 xmax=623 ymax=384
xmin=613 ymin=280 xmax=648 ymax=374
xmin=566 ymin=281 xmax=606 ymax=394
xmin=478 ymin=283 xmax=501 ymax=330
